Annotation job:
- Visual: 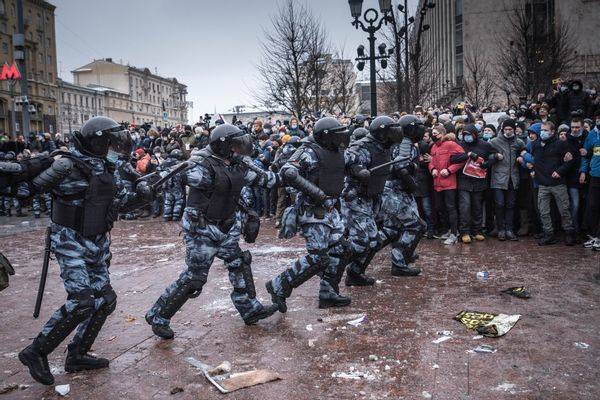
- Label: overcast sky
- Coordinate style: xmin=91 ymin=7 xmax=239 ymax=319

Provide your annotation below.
xmin=53 ymin=0 xmax=417 ymax=123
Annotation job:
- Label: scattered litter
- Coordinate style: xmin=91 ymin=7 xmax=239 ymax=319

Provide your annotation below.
xmin=368 ymin=355 xmax=378 ymax=361
xmin=493 ymin=382 xmax=516 ymax=392
xmin=0 ymin=384 xmax=18 ymax=395
xmin=347 ymin=315 xmax=367 ymax=327
xmin=3 ymin=352 xmax=17 ymax=359
xmin=375 ymin=280 xmax=383 ymax=284
xmin=437 ymin=330 xmax=453 ymax=336
xmin=432 ymin=364 xmax=439 ymax=369
xmin=432 ymin=336 xmax=451 ymax=344
xmin=331 ymin=369 xmax=378 ymax=381
xmin=317 ymin=313 xmax=365 ymax=324
xmin=384 ymin=365 xmax=391 ymax=371
xmin=107 ymin=335 xmax=117 ymax=342
xmin=128 ymin=234 xmax=138 ymax=238
xmin=208 ymin=361 xmax=232 ymax=376
xmin=422 ymin=391 xmax=432 ymax=399
xmin=186 ymin=357 xmax=280 ymax=393
xmin=125 ymin=315 xmax=136 ymax=323
xmin=305 ymin=324 xmax=313 ymax=331
xmin=170 ymin=386 xmax=184 ymax=395
xmin=574 ymin=342 xmax=590 ymax=349
xmin=55 ymin=384 xmax=70 ymax=396
xmin=139 ymin=243 xmax=176 ymax=250
xmin=476 ymin=271 xmax=489 ymax=282
xmin=50 ymin=364 xmax=64 ymax=375
xmin=472 ymin=345 xmax=497 ymax=354
xmin=501 ymin=286 xmax=531 ymax=299
xmin=308 ymin=339 xmax=316 ymax=348
xmin=157 ymin=258 xmax=169 ymax=263
xmin=454 ymin=310 xmax=520 ymax=337
xmin=472 ymin=335 xmax=484 ymax=340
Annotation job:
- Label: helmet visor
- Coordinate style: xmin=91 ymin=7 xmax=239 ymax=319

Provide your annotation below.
xmin=108 ymin=128 xmax=133 ymax=156
xmin=386 ymin=125 xmax=403 ymax=144
xmin=230 ymin=133 xmax=254 ymax=156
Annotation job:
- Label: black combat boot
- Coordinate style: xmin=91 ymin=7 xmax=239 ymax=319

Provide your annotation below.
xmin=319 ymin=269 xmax=351 ymax=308
xmin=391 ymin=264 xmax=422 ymax=277
xmin=344 ymin=267 xmax=375 ymax=286
xmin=538 ymin=233 xmax=557 ymax=246
xmin=18 ymin=342 xmax=54 ymax=385
xmin=243 ymin=304 xmax=279 ymax=325
xmin=505 ymin=231 xmax=518 ymax=241
xmin=318 ymin=291 xmax=351 ymax=309
xmin=266 ymin=280 xmax=288 ymax=313
xmin=65 ymin=344 xmax=109 ymax=372
xmin=163 ymin=216 xmax=172 ymax=222
xmin=144 ymin=311 xmax=175 ymax=339
xmin=564 ymin=230 xmax=576 ymax=246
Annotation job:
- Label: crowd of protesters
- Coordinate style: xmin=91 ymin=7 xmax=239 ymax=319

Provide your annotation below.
xmin=1 ymin=78 xmax=599 ymax=250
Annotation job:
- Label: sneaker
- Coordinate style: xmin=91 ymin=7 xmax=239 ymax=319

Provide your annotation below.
xmin=497 ymin=230 xmax=506 ymax=241
xmin=538 ymin=233 xmax=558 ymax=246
xmin=505 ymin=231 xmax=518 ymax=241
xmin=565 ymin=231 xmax=576 ymax=246
xmin=473 ymin=233 xmax=485 ymax=241
xmin=593 ymin=240 xmax=600 ymax=251
xmin=461 ymin=234 xmax=472 ymax=244
xmin=583 ymin=236 xmax=598 ymax=248
xmin=434 ymin=230 xmax=450 ymax=240
xmin=443 ymin=233 xmax=458 ymax=245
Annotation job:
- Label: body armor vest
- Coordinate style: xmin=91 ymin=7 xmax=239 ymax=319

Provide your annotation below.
xmin=305 ymin=142 xmax=345 ymax=197
xmin=187 ymin=155 xmax=245 ymax=221
xmin=362 ymin=140 xmax=391 ymax=197
xmin=51 ymin=155 xmax=117 ymax=236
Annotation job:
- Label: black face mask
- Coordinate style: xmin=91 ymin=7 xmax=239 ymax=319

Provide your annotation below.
xmin=431 ymin=135 xmax=440 ymax=142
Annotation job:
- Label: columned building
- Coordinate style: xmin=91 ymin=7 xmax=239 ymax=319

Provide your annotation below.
xmin=56 ymin=78 xmax=104 ymax=134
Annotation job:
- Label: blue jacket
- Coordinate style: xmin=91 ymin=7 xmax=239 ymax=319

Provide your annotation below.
xmin=581 ymin=127 xmax=600 ymax=178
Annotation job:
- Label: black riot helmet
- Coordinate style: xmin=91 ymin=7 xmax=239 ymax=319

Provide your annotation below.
xmin=351 ymin=127 xmax=369 ymax=143
xmin=353 ymin=114 xmax=370 ymax=127
xmin=313 ymin=117 xmax=349 ymax=151
xmin=75 ymin=116 xmax=132 ymax=158
xmin=369 ymin=115 xmax=403 ymax=147
xmin=169 ymin=149 xmax=183 ymax=159
xmin=398 ymin=114 xmax=426 ymax=143
xmin=209 ymin=123 xmax=253 ymax=158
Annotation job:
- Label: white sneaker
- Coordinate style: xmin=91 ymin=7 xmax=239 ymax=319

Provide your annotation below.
xmin=584 ymin=236 xmax=598 ymax=248
xmin=443 ymin=233 xmax=458 ymax=245
xmin=437 ymin=230 xmax=451 ymax=240
xmin=593 ymin=240 xmax=600 ymax=251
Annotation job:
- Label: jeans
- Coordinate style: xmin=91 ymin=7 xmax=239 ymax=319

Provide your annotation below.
xmin=434 ymin=189 xmax=457 ymax=234
xmin=458 ymin=190 xmax=484 ymax=235
xmin=493 ymin=181 xmax=516 ymax=231
xmin=538 ymin=184 xmax=574 ymax=234
xmin=417 ymin=196 xmax=434 ymax=235
xmin=567 ymin=187 xmax=581 ymax=233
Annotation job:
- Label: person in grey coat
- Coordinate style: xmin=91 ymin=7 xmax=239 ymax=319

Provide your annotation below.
xmin=489 ymin=119 xmax=526 ymax=241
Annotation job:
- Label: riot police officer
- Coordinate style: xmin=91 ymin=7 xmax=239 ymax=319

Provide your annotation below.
xmin=342 ymin=116 xmax=403 ymax=286
xmin=146 ymin=123 xmax=278 ymax=340
xmin=161 ymin=149 xmax=187 ymax=221
xmin=379 ymin=115 xmax=425 ymax=276
xmin=266 ymin=117 xmax=352 ymax=312
xmin=18 ymin=116 xmax=146 ymax=386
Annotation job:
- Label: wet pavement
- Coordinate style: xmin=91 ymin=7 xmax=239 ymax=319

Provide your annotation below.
xmin=0 ymin=215 xmax=599 ymax=399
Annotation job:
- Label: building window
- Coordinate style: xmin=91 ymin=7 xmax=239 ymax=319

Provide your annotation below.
xmin=0 ymin=0 xmax=5 ymax=14
xmin=47 ymin=55 xmax=51 ymax=66
xmin=85 ymin=97 xmax=88 ymax=107
xmin=1 ymin=42 xmax=7 ymax=54
xmin=454 ymin=0 xmax=463 ymax=80
xmin=46 ymin=37 xmax=51 ymax=49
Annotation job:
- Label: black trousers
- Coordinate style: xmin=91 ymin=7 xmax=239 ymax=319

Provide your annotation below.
xmin=434 ymin=189 xmax=458 ymax=234
xmin=583 ymin=177 xmax=600 ymax=236
xmin=458 ymin=190 xmax=484 ymax=235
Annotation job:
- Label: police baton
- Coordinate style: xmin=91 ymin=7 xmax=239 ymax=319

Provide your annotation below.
xmin=33 ymin=227 xmax=52 ymax=318
xmin=368 ymin=156 xmax=410 ymax=174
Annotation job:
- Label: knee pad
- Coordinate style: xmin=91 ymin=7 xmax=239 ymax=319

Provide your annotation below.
xmin=67 ymin=289 xmax=95 ymax=319
xmin=100 ymin=285 xmax=117 ymax=314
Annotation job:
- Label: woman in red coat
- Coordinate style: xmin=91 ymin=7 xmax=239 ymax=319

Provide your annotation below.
xmin=428 ymin=125 xmax=465 ymax=244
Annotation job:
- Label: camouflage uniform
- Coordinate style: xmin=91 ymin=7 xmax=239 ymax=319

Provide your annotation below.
xmin=146 ymin=153 xmax=278 ymax=330
xmin=34 ymin=150 xmax=142 ymax=359
xmin=114 ymin=157 xmax=138 ymax=220
xmin=267 ymin=141 xmax=350 ymax=309
xmin=32 ymin=193 xmax=52 ymax=217
xmin=159 ymin=156 xmax=187 ymax=221
xmin=380 ymin=142 xmax=424 ymax=271
xmin=342 ymin=138 xmax=389 ymax=280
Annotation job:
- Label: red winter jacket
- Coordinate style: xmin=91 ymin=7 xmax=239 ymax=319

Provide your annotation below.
xmin=428 ymin=135 xmax=465 ymax=192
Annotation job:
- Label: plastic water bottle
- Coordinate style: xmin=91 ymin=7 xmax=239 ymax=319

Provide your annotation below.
xmin=476 ymin=271 xmax=489 ymax=282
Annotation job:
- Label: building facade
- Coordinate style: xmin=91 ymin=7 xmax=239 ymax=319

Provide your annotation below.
xmin=71 ymin=58 xmax=188 ymax=127
xmin=0 ymin=0 xmax=58 ymax=136
xmin=56 ymin=78 xmax=104 ymax=134
xmin=413 ymin=0 xmax=600 ymax=107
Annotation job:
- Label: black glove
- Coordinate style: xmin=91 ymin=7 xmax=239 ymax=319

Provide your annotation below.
xmin=355 ymin=168 xmax=370 ymax=183
xmin=0 ymin=252 xmax=15 ymax=292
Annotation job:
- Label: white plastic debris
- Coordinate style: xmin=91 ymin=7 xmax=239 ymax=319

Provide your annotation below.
xmin=368 ymin=355 xmax=378 ymax=361
xmin=432 ymin=364 xmax=440 ymax=369
xmin=305 ymin=324 xmax=313 ymax=332
xmin=472 ymin=335 xmax=484 ymax=340
xmin=55 ymin=384 xmax=70 ymax=396
xmin=574 ymin=342 xmax=590 ymax=349
xmin=432 ymin=336 xmax=451 ymax=344
xmin=347 ymin=315 xmax=366 ymax=327
xmin=473 ymin=345 xmax=497 ymax=353
xmin=422 ymin=391 xmax=432 ymax=399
